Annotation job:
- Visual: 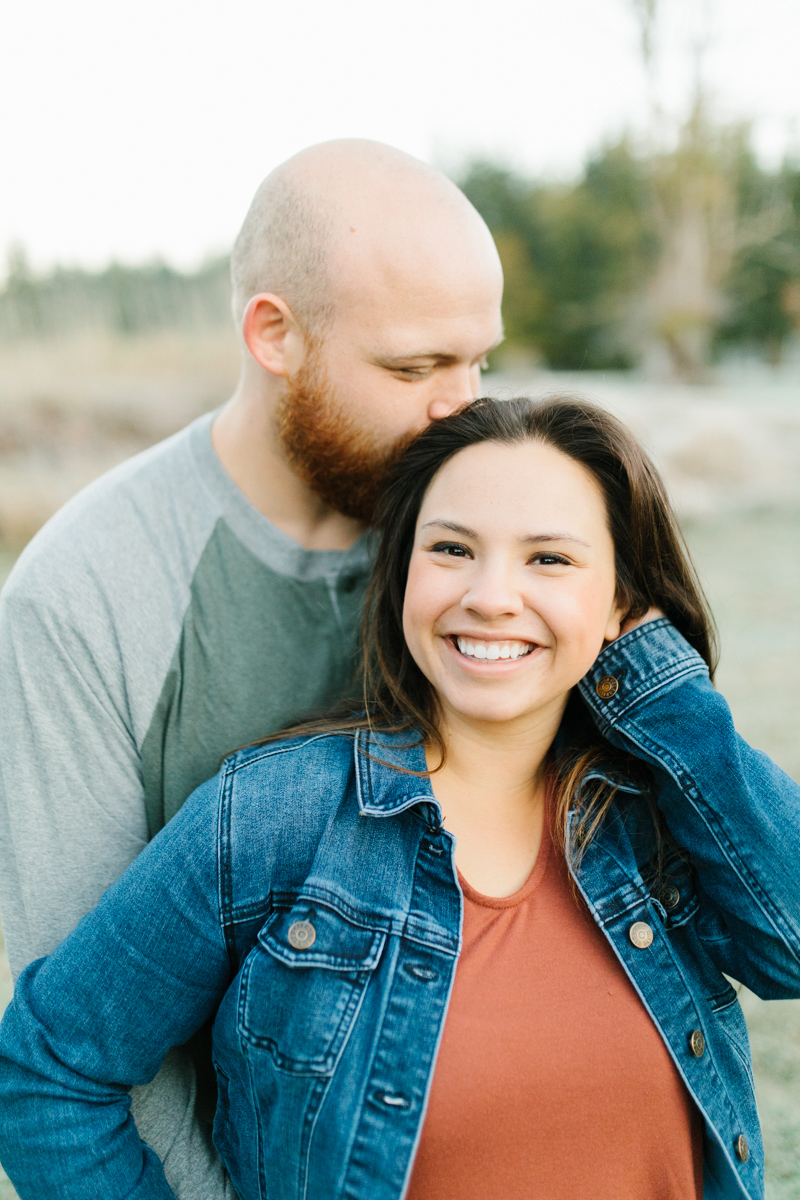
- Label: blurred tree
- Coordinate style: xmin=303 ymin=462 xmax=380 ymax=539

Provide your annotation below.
xmin=0 ymin=256 xmax=231 ymax=342
xmin=4 ymin=244 xmax=44 ymax=338
xmin=716 ymin=160 xmax=800 ymax=364
xmin=460 ymin=143 xmax=655 ymax=370
xmin=644 ymin=96 xmax=740 ymax=378
xmin=459 ymin=117 xmax=800 ymax=375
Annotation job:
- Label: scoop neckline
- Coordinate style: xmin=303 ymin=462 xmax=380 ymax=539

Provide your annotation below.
xmin=457 ymin=813 xmax=553 ymax=910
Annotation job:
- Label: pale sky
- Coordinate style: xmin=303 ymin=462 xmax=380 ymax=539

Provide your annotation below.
xmin=1 ymin=0 xmax=799 ymax=277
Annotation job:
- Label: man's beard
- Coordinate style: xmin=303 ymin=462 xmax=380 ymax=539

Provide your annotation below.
xmin=275 ymin=352 xmax=415 ymax=524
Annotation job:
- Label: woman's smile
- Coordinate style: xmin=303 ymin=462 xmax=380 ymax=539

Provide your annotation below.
xmin=441 ymin=634 xmax=545 ymax=678
xmin=452 ymin=635 xmax=537 ymax=662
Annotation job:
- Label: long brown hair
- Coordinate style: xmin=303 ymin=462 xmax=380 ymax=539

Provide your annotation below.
xmin=265 ymin=395 xmax=716 ymax=854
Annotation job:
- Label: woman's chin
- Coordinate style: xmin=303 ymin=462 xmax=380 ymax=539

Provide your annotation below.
xmin=440 ymin=691 xmax=569 ymax=730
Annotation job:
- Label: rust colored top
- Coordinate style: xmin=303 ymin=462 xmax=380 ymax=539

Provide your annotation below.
xmin=406 ymin=815 xmax=703 ymax=1200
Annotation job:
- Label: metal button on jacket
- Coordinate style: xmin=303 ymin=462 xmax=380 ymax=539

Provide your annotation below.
xmin=689 ymin=1029 xmax=706 ymax=1058
xmin=735 ymin=1134 xmax=750 ymax=1163
xmin=629 ymin=921 xmax=654 ymax=949
xmin=287 ymin=920 xmax=316 ymax=950
xmin=595 ymin=674 xmax=619 ymax=700
xmin=660 ymin=883 xmax=681 ymax=910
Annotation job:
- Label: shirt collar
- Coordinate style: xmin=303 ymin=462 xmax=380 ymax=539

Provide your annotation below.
xmin=354 ymin=727 xmax=440 ymax=823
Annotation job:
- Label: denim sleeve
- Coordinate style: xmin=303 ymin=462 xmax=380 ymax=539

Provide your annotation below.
xmin=0 ymin=773 xmax=231 ymax=1200
xmin=578 ymin=618 xmax=800 ymax=998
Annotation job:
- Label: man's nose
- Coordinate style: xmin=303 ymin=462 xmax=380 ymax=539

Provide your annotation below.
xmin=426 ymin=364 xmax=481 ymax=422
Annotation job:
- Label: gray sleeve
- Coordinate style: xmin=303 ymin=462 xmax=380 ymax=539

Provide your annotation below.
xmin=0 ymin=585 xmax=148 ymax=976
xmin=0 ymin=563 xmax=232 ymax=1198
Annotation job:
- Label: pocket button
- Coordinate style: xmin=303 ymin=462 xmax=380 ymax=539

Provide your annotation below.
xmin=287 ymin=920 xmax=316 ymax=950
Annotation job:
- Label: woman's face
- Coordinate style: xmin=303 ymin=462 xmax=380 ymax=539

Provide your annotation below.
xmin=402 ymin=439 xmax=624 ymax=731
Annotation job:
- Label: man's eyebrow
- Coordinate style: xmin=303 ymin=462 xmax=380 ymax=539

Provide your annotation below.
xmin=374 ymin=332 xmax=505 ymax=367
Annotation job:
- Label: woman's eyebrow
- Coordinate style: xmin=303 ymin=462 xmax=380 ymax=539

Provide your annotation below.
xmin=421 ymin=521 xmax=591 ymax=549
xmin=520 ymin=532 xmax=591 ymax=547
xmin=420 ymin=520 xmax=479 ymax=538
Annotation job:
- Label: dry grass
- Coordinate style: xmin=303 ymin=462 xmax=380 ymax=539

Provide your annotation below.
xmin=0 ymin=329 xmax=239 ymax=546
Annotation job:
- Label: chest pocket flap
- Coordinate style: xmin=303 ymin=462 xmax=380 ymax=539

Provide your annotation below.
xmin=240 ymin=901 xmax=386 ymax=1075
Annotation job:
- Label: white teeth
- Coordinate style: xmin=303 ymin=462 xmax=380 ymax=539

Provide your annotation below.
xmin=456 ymin=638 xmax=534 ymax=662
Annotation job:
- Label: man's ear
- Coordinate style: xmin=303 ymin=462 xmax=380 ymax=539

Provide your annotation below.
xmin=241 ymin=293 xmax=301 ymax=377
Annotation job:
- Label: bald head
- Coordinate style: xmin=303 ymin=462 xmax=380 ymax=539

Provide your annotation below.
xmin=230 ymin=139 xmax=500 ymax=336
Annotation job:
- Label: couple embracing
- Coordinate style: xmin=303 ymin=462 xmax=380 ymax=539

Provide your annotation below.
xmin=0 ymin=140 xmax=798 ymax=1200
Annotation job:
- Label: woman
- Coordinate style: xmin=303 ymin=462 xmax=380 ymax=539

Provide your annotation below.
xmin=1 ymin=397 xmax=798 ymax=1200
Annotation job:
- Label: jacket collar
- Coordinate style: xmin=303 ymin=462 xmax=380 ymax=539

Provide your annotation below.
xmin=354 ymin=727 xmax=441 ymax=824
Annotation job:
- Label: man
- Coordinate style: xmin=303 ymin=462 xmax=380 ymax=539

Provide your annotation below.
xmin=0 ymin=139 xmax=503 ymax=1195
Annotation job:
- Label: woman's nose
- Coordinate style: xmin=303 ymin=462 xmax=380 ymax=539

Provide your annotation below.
xmin=460 ymin=567 xmax=524 ymax=619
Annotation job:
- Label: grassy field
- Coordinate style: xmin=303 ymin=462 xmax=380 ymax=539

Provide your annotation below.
xmin=0 ymin=361 xmax=799 ymax=1196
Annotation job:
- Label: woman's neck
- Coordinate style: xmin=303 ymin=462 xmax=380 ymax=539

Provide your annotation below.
xmin=425 ymin=698 xmax=567 ymax=897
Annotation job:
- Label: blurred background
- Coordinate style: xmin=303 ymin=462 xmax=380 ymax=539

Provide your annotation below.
xmin=0 ymin=0 xmax=799 ymax=1195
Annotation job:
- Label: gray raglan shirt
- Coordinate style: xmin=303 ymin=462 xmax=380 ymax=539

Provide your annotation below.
xmin=0 ymin=410 xmax=370 ymax=1196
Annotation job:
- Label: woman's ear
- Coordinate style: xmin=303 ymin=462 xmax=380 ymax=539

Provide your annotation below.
xmin=603 ymin=606 xmax=624 ymax=645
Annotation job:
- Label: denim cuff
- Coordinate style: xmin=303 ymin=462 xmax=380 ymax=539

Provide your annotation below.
xmin=578 ymin=618 xmax=709 ymax=732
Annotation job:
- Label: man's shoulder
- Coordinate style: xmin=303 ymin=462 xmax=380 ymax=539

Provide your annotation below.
xmin=3 ymin=413 xmax=220 ymax=618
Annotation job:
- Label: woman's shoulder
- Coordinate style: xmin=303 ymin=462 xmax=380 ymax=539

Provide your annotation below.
xmin=220 ymin=729 xmax=359 ymax=821
xmin=224 ymin=727 xmax=357 ymax=775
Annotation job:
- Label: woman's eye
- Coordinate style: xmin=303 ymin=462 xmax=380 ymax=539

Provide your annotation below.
xmin=430 ymin=541 xmax=472 ymax=558
xmin=530 ymin=552 xmax=570 ymax=566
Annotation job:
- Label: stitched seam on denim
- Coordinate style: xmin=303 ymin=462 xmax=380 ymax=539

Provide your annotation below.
xmin=223 ymin=732 xmax=348 ymax=778
xmin=354 ymin=728 xmax=371 ymax=813
xmin=242 ymin=1035 xmax=268 ymax=1200
xmin=624 ymin=720 xmax=800 ymax=969
xmin=272 ymin=886 xmax=399 ymax=933
xmin=300 ymin=1077 xmax=333 ymax=1200
xmin=595 ymin=892 xmax=652 ymax=923
xmin=580 ymin=661 xmax=707 ymax=729
xmin=717 ymin=1010 xmax=756 ymax=1091
xmin=218 ymin=766 xmax=238 ymax=973
xmin=398 ymin=926 xmax=460 ymax=956
xmin=601 ymin=616 xmax=672 ymax=651
xmin=581 ymin=834 xmax=653 ymax=907
xmin=603 ymin=661 xmax=707 ymax=721
xmin=227 ymin=902 xmax=271 ymax=925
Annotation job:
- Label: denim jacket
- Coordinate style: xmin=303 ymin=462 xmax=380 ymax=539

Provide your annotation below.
xmin=1 ymin=620 xmax=799 ymax=1200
